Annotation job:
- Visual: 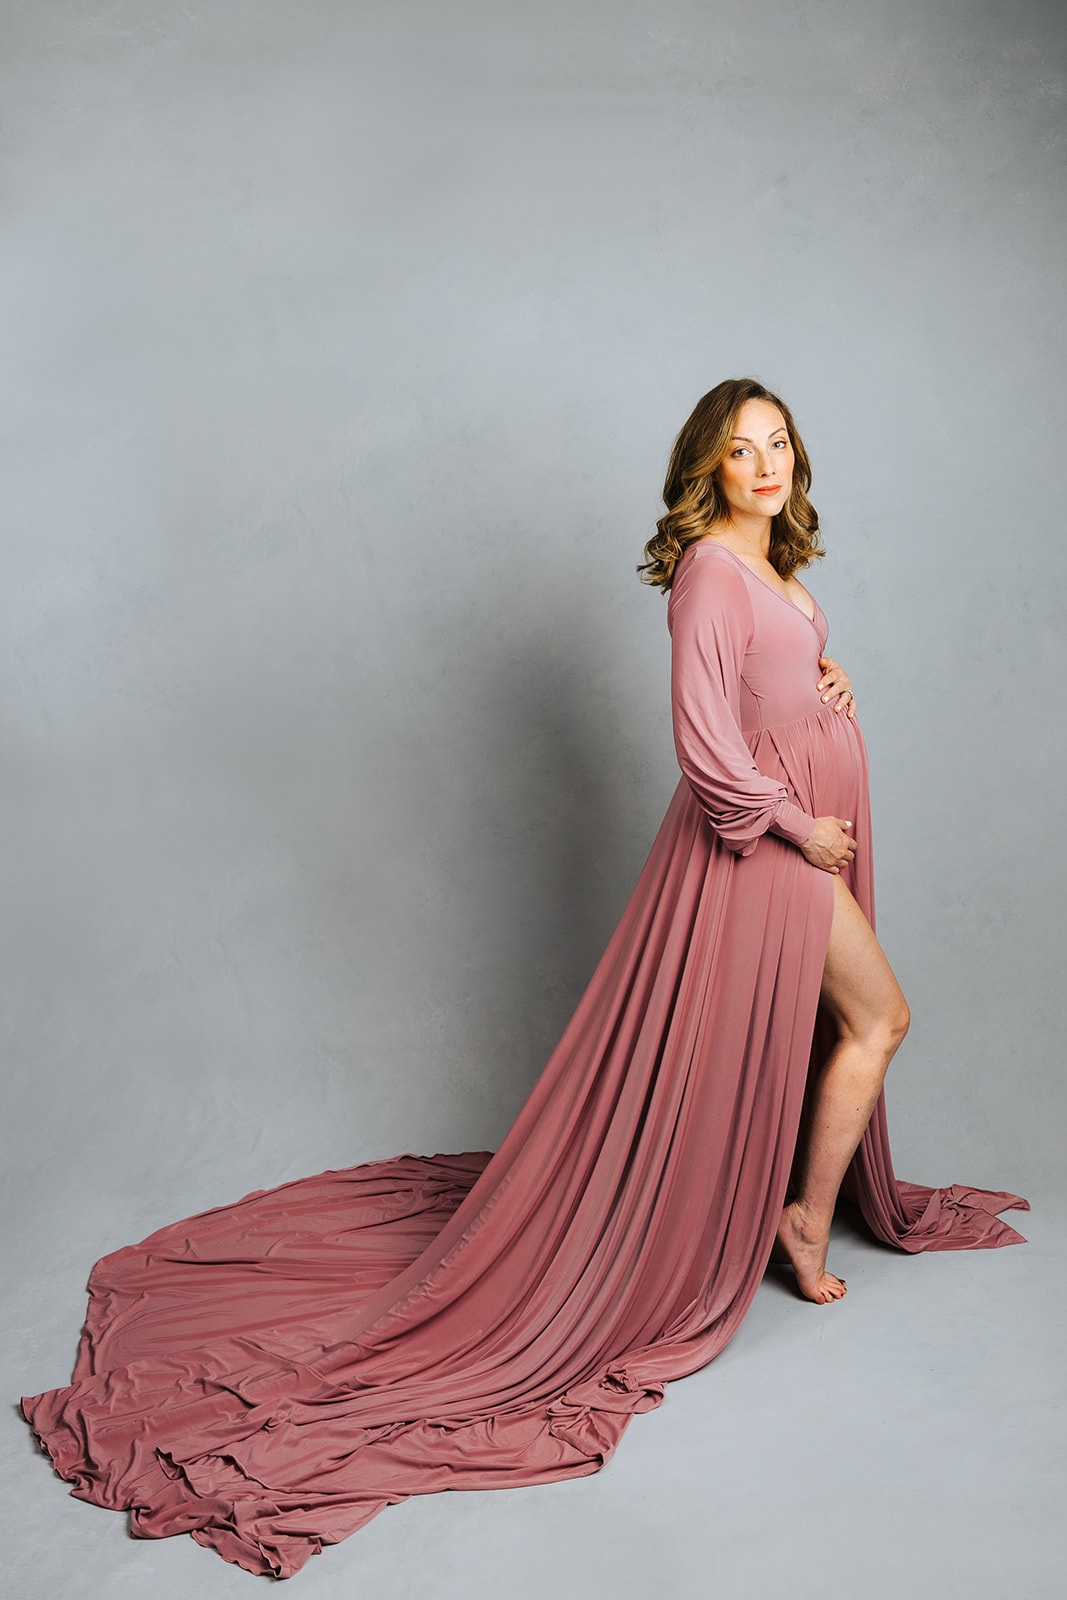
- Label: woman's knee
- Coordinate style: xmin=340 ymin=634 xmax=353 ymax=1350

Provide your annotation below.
xmin=894 ymin=997 xmax=911 ymax=1041
xmin=837 ymin=996 xmax=910 ymax=1057
xmin=870 ymin=997 xmax=910 ymax=1056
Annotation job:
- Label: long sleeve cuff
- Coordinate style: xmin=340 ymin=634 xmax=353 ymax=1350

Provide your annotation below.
xmin=767 ymin=799 xmax=817 ymax=848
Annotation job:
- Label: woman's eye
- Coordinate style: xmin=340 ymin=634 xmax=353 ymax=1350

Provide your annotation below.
xmin=773 ymin=439 xmax=788 ymax=448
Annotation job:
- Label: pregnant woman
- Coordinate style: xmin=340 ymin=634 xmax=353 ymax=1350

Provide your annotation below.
xmin=21 ymin=377 xmax=1028 ymax=1578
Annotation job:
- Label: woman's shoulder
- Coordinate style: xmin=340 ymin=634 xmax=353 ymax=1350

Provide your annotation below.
xmin=672 ymin=538 xmax=748 ymax=595
xmin=668 ymin=538 xmax=752 ymax=626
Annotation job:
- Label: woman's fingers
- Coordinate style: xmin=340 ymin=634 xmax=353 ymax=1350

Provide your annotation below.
xmin=802 ymin=817 xmax=858 ymax=874
xmin=836 ymin=819 xmax=856 ymax=865
xmin=817 ymin=659 xmax=856 ymax=717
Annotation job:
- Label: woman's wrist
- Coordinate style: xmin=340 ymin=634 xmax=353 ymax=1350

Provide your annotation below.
xmin=768 ymin=800 xmax=818 ymax=848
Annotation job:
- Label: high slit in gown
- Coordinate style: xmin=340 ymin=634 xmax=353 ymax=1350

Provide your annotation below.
xmin=21 ymin=538 xmax=1028 ymax=1577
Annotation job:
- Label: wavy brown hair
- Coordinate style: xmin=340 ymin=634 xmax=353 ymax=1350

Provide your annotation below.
xmin=638 ymin=377 xmax=824 ymax=592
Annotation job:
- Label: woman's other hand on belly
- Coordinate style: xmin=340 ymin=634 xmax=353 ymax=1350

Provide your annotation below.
xmin=799 ymin=816 xmax=857 ymax=874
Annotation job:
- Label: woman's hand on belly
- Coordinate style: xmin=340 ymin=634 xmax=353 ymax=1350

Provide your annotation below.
xmin=817 ymin=656 xmax=857 ymax=718
xmin=799 ymin=816 xmax=858 ymax=874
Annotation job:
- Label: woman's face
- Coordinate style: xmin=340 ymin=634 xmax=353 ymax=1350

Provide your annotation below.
xmin=715 ymin=399 xmax=794 ymax=522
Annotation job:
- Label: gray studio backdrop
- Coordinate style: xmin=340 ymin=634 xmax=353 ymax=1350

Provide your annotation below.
xmin=4 ymin=0 xmax=1063 ymax=1378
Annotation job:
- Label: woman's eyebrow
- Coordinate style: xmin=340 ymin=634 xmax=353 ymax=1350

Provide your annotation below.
xmin=730 ymin=429 xmax=788 ymax=442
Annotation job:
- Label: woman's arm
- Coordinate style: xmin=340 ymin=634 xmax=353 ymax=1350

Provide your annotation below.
xmin=667 ymin=548 xmax=818 ymax=858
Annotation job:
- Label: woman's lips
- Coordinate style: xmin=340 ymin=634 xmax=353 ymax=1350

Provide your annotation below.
xmin=753 ymin=485 xmax=782 ymax=495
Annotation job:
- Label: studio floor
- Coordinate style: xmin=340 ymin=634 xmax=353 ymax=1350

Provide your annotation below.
xmin=3 ymin=1180 xmax=1060 ymax=1600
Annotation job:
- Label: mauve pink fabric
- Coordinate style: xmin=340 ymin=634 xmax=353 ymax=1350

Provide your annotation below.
xmin=21 ymin=540 xmax=1028 ymax=1576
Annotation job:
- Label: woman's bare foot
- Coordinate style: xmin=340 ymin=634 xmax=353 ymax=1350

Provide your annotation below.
xmin=772 ymin=1200 xmax=847 ymax=1304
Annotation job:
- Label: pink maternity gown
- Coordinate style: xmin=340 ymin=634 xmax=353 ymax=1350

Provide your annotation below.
xmin=21 ymin=539 xmax=1028 ymax=1577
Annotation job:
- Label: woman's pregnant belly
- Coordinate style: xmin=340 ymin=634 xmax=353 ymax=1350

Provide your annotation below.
xmin=749 ymin=701 xmax=871 ymax=839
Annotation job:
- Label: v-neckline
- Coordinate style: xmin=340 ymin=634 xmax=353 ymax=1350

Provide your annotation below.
xmin=708 ymin=542 xmax=822 ymax=633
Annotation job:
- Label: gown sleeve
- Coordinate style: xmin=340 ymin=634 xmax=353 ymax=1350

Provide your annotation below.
xmin=667 ymin=546 xmax=818 ymax=858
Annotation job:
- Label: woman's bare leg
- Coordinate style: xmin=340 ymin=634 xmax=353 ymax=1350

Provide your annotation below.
xmin=774 ymin=873 xmax=911 ymax=1303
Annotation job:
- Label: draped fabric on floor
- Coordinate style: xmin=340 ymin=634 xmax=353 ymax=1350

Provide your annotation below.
xmin=22 ymin=543 xmax=1027 ymax=1576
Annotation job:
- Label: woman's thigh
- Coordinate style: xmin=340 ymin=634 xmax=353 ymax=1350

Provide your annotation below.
xmin=819 ymin=873 xmax=910 ymax=1045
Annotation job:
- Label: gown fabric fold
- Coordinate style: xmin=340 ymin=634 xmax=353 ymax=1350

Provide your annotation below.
xmin=21 ymin=540 xmax=1028 ymax=1577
